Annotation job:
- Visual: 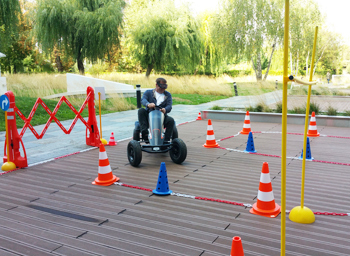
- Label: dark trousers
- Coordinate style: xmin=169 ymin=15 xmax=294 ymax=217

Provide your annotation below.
xmin=138 ymin=108 xmax=174 ymax=141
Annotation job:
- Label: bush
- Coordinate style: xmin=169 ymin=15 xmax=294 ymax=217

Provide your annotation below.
xmin=225 ymin=70 xmax=252 ymax=77
xmin=309 ymin=102 xmax=320 ymax=115
xmin=291 ymin=106 xmax=305 ymax=114
xmin=344 ymin=110 xmax=350 ymax=116
xmin=211 ymin=105 xmax=223 ymax=110
xmin=275 ymin=102 xmax=282 ymax=113
xmin=326 ymin=106 xmax=337 ymax=116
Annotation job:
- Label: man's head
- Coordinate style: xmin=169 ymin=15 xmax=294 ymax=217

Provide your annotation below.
xmin=156 ymin=78 xmax=167 ymax=91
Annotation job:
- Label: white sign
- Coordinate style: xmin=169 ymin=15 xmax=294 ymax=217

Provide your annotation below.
xmin=94 ymin=87 xmax=106 ymax=100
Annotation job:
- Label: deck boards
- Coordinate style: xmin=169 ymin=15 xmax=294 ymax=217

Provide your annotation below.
xmin=0 ymin=119 xmax=349 ymax=256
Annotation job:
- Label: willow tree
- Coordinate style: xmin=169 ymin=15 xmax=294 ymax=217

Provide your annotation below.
xmin=0 ymin=0 xmax=20 ymax=50
xmin=124 ymin=0 xmax=202 ymax=76
xmin=35 ymin=0 xmax=125 ymax=74
xmin=214 ymin=0 xmax=284 ymax=81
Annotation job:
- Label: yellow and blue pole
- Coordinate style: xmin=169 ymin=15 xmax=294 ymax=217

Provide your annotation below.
xmin=289 ymin=27 xmax=318 ymax=224
xmin=281 ymin=1 xmax=289 ymax=254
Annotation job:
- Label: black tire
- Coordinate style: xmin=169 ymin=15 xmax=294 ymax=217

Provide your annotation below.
xmin=172 ymin=126 xmax=178 ymax=139
xmin=133 ymin=129 xmax=140 ymax=141
xmin=127 ymin=140 xmax=142 ymax=167
xmin=169 ymin=138 xmax=187 ymax=164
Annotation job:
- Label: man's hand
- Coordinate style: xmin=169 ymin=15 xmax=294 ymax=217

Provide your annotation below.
xmin=147 ymin=103 xmax=155 ymax=109
xmin=160 ymin=108 xmax=166 ymax=114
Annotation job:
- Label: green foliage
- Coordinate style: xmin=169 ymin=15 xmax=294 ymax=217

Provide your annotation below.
xmin=35 ymin=0 xmax=125 ymax=74
xmin=275 ymin=102 xmax=283 ymax=113
xmin=344 ymin=110 xmax=350 ymax=116
xmin=210 ymin=105 xmax=223 ymax=110
xmin=0 ymin=0 xmax=20 ymax=49
xmin=225 ymin=70 xmax=252 ymax=77
xmin=172 ymin=94 xmax=228 ymax=105
xmin=309 ymin=102 xmax=320 ymax=115
xmin=125 ymin=0 xmax=201 ymax=76
xmin=326 ymin=106 xmax=337 ymax=116
xmin=290 ymin=106 xmax=305 ymax=114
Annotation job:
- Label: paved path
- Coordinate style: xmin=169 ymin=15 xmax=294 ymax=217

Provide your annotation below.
xmin=3 ymin=89 xmax=347 ymax=167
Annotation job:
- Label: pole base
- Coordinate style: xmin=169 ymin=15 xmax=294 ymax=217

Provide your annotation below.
xmin=1 ymin=162 xmax=16 ymax=171
xmin=289 ymin=206 xmax=315 ymax=224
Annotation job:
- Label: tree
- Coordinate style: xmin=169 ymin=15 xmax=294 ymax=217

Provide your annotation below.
xmin=214 ymin=0 xmax=284 ymax=81
xmin=124 ymin=0 xmax=201 ymax=77
xmin=0 ymin=0 xmax=20 ymax=50
xmin=35 ymin=0 xmax=125 ymax=75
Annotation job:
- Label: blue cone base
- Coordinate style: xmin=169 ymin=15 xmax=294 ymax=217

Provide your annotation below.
xmin=153 ymin=189 xmax=172 ymax=195
xmin=244 ymin=150 xmax=257 ymax=153
xmin=298 ymin=156 xmax=314 ymax=161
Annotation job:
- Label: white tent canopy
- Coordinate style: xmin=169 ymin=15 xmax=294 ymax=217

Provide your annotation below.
xmin=0 ymin=52 xmax=6 ymax=58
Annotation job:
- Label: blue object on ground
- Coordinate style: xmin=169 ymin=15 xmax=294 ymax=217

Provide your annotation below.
xmin=244 ymin=131 xmax=257 ymax=153
xmin=299 ymin=137 xmax=314 ymax=160
xmin=153 ymin=162 xmax=172 ymax=195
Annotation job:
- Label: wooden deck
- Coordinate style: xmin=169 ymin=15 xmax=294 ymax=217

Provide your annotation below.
xmin=0 ymin=120 xmax=349 ymax=256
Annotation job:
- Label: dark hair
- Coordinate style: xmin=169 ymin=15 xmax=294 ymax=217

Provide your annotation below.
xmin=156 ymin=77 xmax=167 ymax=84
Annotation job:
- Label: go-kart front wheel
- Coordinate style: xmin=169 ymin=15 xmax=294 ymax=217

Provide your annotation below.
xmin=169 ymin=138 xmax=187 ymax=164
xmin=127 ymin=140 xmax=142 ymax=167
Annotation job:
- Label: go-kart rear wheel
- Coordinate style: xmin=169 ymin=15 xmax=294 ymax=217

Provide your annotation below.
xmin=133 ymin=129 xmax=140 ymax=141
xmin=127 ymin=140 xmax=142 ymax=167
xmin=169 ymin=138 xmax=187 ymax=164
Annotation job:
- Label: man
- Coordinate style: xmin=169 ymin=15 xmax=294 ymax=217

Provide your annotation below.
xmin=138 ymin=77 xmax=174 ymax=144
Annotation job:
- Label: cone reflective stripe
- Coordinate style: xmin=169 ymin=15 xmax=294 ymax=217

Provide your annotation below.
xmin=307 ymin=112 xmax=319 ymax=137
xmin=203 ymin=119 xmax=219 ymax=148
xmin=249 ymin=162 xmax=280 ymax=218
xmin=108 ymin=132 xmax=117 ymax=146
xmin=230 ymin=236 xmax=244 ymax=256
xmin=92 ymin=144 xmax=119 ymax=186
xmin=240 ymin=111 xmax=252 ymax=135
xmin=196 ymin=112 xmax=202 ymax=120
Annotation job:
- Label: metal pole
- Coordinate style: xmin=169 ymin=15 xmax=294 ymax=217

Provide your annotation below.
xmin=281 ymin=1 xmax=289 ymax=255
xmin=233 ymin=82 xmax=238 ymax=96
xmin=136 ymin=84 xmax=141 ymax=108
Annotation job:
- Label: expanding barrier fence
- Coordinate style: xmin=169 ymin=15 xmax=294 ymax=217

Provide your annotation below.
xmin=3 ymin=86 xmax=100 ymax=168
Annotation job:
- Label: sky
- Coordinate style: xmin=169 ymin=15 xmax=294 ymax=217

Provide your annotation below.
xmin=180 ymin=0 xmax=350 ymax=43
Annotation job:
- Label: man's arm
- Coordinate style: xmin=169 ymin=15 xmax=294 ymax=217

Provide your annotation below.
xmin=141 ymin=90 xmax=151 ymax=108
xmin=163 ymin=93 xmax=172 ymax=114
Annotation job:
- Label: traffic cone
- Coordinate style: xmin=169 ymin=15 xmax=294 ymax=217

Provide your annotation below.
xmin=244 ymin=132 xmax=256 ymax=153
xmin=250 ymin=162 xmax=281 ymax=218
xmin=108 ymin=132 xmax=117 ymax=146
xmin=92 ymin=144 xmax=119 ymax=186
xmin=240 ymin=111 xmax=252 ymax=135
xmin=196 ymin=112 xmax=202 ymax=120
xmin=230 ymin=236 xmax=244 ymax=256
xmin=299 ymin=137 xmax=314 ymax=160
xmin=307 ymin=112 xmax=320 ymax=137
xmin=153 ymin=162 xmax=172 ymax=195
xmin=203 ymin=119 xmax=219 ymax=148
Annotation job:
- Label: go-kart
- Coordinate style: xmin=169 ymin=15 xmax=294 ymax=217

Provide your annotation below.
xmin=127 ymin=107 xmax=187 ymax=167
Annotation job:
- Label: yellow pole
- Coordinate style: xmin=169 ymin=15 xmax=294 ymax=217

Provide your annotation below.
xmin=289 ymin=28 xmax=317 ymax=224
xmin=301 ymin=26 xmax=318 ymax=207
xmin=99 ymin=92 xmax=102 ymax=139
xmin=281 ymin=1 xmax=289 ymax=255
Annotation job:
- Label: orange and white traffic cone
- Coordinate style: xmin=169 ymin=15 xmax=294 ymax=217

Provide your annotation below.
xmin=196 ymin=112 xmax=202 ymax=120
xmin=92 ymin=144 xmax=119 ymax=186
xmin=230 ymin=236 xmax=244 ymax=256
xmin=108 ymin=132 xmax=117 ymax=146
xmin=307 ymin=112 xmax=320 ymax=137
xmin=249 ymin=162 xmax=280 ymax=218
xmin=240 ymin=111 xmax=252 ymax=135
xmin=203 ymin=119 xmax=219 ymax=148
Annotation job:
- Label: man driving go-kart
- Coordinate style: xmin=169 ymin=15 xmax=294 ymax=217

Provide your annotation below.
xmin=127 ymin=77 xmax=187 ymax=167
xmin=138 ymin=77 xmax=174 ymax=144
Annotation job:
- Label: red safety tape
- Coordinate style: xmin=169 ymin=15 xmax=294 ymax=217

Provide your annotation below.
xmin=54 ymin=152 xmax=81 ymax=160
xmin=120 ymin=183 xmax=153 ymax=192
xmin=252 ymin=152 xmax=282 ymax=158
xmin=326 ymin=135 xmax=350 ymax=139
xmin=314 ymin=212 xmax=348 ymax=216
xmin=0 ymin=167 xmax=22 ymax=175
xmin=219 ymin=135 xmax=235 ymax=141
xmin=194 ymin=196 xmax=245 ymax=206
xmin=312 ymin=160 xmax=350 ymax=166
